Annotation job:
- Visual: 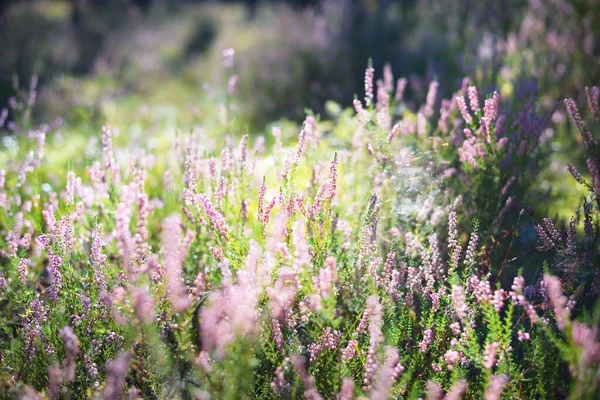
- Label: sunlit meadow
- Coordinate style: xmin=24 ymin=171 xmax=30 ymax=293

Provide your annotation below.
xmin=0 ymin=1 xmax=599 ymax=399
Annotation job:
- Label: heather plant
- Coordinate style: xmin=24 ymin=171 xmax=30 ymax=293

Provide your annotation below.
xmin=0 ymin=63 xmax=599 ymax=400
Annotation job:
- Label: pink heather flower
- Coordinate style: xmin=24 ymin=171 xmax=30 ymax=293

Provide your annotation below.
xmin=101 ymin=125 xmax=120 ymax=185
xmin=483 ymin=342 xmax=500 ymax=369
xmin=308 ymin=327 xmax=340 ymax=363
xmin=483 ymin=91 xmax=500 ymax=122
xmin=91 ymin=225 xmax=107 ymax=294
xmin=496 ymin=137 xmax=508 ymax=151
xmin=338 ymin=378 xmax=355 ymax=400
xmin=293 ymin=129 xmax=307 ymax=170
xmin=59 ymin=326 xmax=79 ymax=356
xmin=444 ymin=350 xmax=461 ymax=371
xmin=467 ymin=86 xmax=480 ymax=113
xmin=444 ymin=380 xmax=467 ymax=400
xmin=426 ymin=381 xmax=443 ymax=400
xmin=364 ymin=65 xmax=375 ymax=107
xmin=0 ymin=109 xmax=7 ymax=128
xmin=383 ymin=64 xmax=394 ymax=92
xmin=424 ymin=81 xmax=439 ymax=117
xmin=451 ymin=285 xmax=468 ymax=322
xmin=227 ymin=75 xmax=238 ymax=93
xmin=395 ymin=78 xmax=407 ymax=102
xmin=363 ymin=296 xmax=383 ymax=391
xmin=517 ymin=330 xmax=530 ymax=342
xmin=469 ymin=276 xmax=492 ymax=305
xmin=258 ymin=177 xmax=267 ymax=223
xmin=18 ymin=258 xmax=28 ymax=284
xmin=48 ymin=366 xmax=62 ymax=399
xmin=456 ymin=95 xmax=473 ymax=125
xmin=585 ymin=86 xmax=600 ymax=121
xmin=100 ymin=352 xmax=130 ymax=400
xmin=419 ymin=329 xmax=434 ymax=353
xmin=162 ymin=215 xmax=191 ymax=313
xmin=45 ymin=245 xmax=63 ymax=302
xmin=343 ymin=340 xmax=358 ymax=360
xmin=292 ymin=220 xmax=311 ymax=272
xmin=238 ymin=134 xmax=248 ymax=172
xmin=20 ymin=386 xmax=43 ymax=400
xmin=369 ymin=347 xmax=401 ymax=400
xmin=492 ymin=289 xmax=505 ymax=312
xmin=450 ymin=322 xmax=461 ymax=336
xmin=571 ymin=322 xmax=600 ymax=369
xmin=510 ymin=276 xmax=525 ymax=296
xmin=221 ymin=147 xmax=233 ymax=174
xmin=353 ymin=99 xmax=370 ymax=125
xmin=485 ymin=375 xmax=508 ymax=400
xmin=317 ymin=257 xmax=337 ymax=299
xmin=565 ymin=98 xmax=595 ymax=148
xmin=272 ymin=319 xmax=285 ymax=354
xmin=493 ymin=195 xmax=515 ymax=226
xmin=291 ymin=356 xmax=323 ymax=400
xmin=201 ymin=246 xmax=261 ymax=358
xmin=60 ymin=326 xmax=80 ymax=382
xmin=270 ymin=365 xmax=288 ymax=395
xmin=329 ymin=152 xmax=338 ymax=200
xmin=448 ymin=210 xmax=458 ymax=250
xmin=543 ymin=274 xmax=570 ymax=331
xmin=198 ymin=194 xmax=229 ymax=238
xmin=133 ymin=286 xmax=154 ymax=324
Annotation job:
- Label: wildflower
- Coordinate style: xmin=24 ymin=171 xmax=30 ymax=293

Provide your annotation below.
xmin=227 ymin=75 xmax=238 ymax=94
xmin=485 ymin=375 xmax=508 ymax=400
xmin=198 ymin=194 xmax=229 ymax=238
xmin=343 ymin=340 xmax=358 ymax=360
xmin=364 ymin=65 xmax=375 ymax=107
xmin=292 ymin=220 xmax=311 ymax=272
xmin=395 ymin=78 xmax=407 ymax=102
xmin=483 ymin=342 xmax=500 ymax=369
xmin=100 ymin=352 xmax=130 ymax=400
xmin=464 ymin=230 xmax=479 ymax=267
xmin=338 ymin=378 xmax=355 ymax=400
xmin=571 ymin=322 xmax=600 ymax=370
xmin=162 ymin=215 xmax=191 ymax=313
xmin=271 ymin=365 xmax=288 ymax=395
xmin=492 ymin=289 xmax=505 ymax=312
xmin=493 ymin=195 xmax=515 ymax=226
xmin=449 ymin=322 xmax=461 ymax=336
xmin=424 ymin=81 xmax=439 ymax=117
xmin=456 ymin=95 xmax=473 ymax=125
xmin=565 ymin=98 xmax=595 ymax=148
xmin=308 ymin=327 xmax=340 ymax=363
xmin=585 ymin=86 xmax=599 ymax=121
xmin=444 ymin=380 xmax=467 ymax=400
xmin=383 ymin=64 xmax=394 ymax=92
xmin=444 ymin=350 xmax=461 ymax=371
xmin=133 ymin=286 xmax=155 ymax=324
xmin=426 ymin=381 xmax=443 ymax=400
xmin=18 ymin=258 xmax=28 ymax=284
xmin=467 ymin=86 xmax=480 ymax=113
xmin=419 ymin=329 xmax=434 ymax=353
xmin=363 ymin=296 xmax=383 ymax=391
xmin=328 ymin=152 xmax=338 ymax=200
xmin=451 ymin=285 xmax=469 ymax=322
xmin=544 ymin=274 xmax=570 ymax=331
xmin=272 ymin=319 xmax=285 ymax=354
xmin=369 ymin=347 xmax=401 ymax=400
xmin=517 ymin=330 xmax=530 ymax=342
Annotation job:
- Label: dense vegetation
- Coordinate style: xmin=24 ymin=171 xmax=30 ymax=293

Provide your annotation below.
xmin=0 ymin=1 xmax=599 ymax=399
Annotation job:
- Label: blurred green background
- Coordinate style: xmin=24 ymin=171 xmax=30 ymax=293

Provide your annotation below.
xmin=1 ymin=0 xmax=597 ymax=133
